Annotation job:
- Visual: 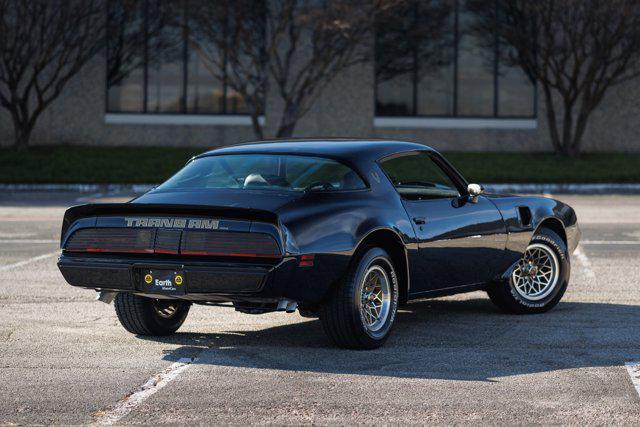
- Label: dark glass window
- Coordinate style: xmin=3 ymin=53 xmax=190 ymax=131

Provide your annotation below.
xmin=380 ymin=152 xmax=460 ymax=200
xmin=106 ymin=0 xmax=145 ymax=112
xmin=158 ymin=155 xmax=366 ymax=192
xmin=497 ymin=47 xmax=535 ymax=117
xmin=456 ymin=8 xmax=494 ymax=116
xmin=146 ymin=5 xmax=183 ymax=113
xmin=106 ymin=0 xmax=263 ymax=115
xmin=375 ymin=0 xmax=536 ymax=118
xmin=186 ymin=49 xmax=223 ymax=113
xmin=376 ymin=1 xmax=455 ymax=116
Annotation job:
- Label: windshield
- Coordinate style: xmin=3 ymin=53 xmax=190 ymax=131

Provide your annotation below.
xmin=158 ymin=154 xmax=367 ymax=192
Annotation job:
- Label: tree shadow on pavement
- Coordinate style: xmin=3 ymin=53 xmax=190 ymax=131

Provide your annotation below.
xmin=141 ymin=297 xmax=640 ymax=381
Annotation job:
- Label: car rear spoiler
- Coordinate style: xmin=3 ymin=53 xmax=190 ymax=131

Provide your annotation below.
xmin=61 ymin=203 xmax=280 ymax=242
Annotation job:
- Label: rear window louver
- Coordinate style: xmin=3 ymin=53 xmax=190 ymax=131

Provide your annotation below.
xmin=64 ymin=227 xmax=281 ymax=259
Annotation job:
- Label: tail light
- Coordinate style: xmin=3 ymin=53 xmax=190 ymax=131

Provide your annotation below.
xmin=181 ymin=230 xmax=280 ymax=258
xmin=153 ymin=229 xmax=181 ymax=254
xmin=298 ymin=254 xmax=315 ymax=266
xmin=64 ymin=227 xmax=281 ymax=259
xmin=64 ymin=228 xmax=154 ymax=254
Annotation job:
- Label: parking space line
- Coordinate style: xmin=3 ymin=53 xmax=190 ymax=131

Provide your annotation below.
xmin=581 ymin=240 xmax=640 ymax=245
xmin=95 ymin=357 xmax=197 ymax=425
xmin=0 ymin=232 xmax=36 ymax=238
xmin=573 ymin=246 xmax=596 ymax=279
xmin=625 ymin=362 xmax=640 ymax=398
xmin=0 ymin=239 xmax=58 ymax=244
xmin=0 ymin=251 xmax=59 ymax=272
xmin=75 ymin=192 xmax=103 ymax=203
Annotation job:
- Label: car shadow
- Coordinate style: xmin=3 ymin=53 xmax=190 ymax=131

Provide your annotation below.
xmin=140 ymin=297 xmax=640 ymax=381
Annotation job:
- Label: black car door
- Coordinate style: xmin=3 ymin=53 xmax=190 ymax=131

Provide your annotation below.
xmin=379 ymin=151 xmax=507 ymax=294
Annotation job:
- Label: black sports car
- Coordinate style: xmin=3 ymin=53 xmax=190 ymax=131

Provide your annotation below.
xmin=58 ymin=139 xmax=580 ymax=349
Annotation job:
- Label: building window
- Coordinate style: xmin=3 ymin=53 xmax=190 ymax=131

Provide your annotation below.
xmin=106 ymin=0 xmax=263 ymax=115
xmin=375 ymin=0 xmax=536 ymax=119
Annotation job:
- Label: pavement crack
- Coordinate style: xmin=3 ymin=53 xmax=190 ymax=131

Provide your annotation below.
xmin=92 ymin=356 xmax=200 ymax=425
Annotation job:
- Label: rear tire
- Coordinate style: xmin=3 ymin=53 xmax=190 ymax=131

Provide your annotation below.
xmin=487 ymin=228 xmax=570 ymax=314
xmin=320 ymin=247 xmax=399 ymax=349
xmin=114 ymin=293 xmax=190 ymax=335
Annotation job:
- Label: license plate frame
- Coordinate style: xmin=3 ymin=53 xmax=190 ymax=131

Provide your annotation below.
xmin=139 ymin=268 xmax=186 ymax=295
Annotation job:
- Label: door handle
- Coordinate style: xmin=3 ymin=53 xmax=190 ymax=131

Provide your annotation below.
xmin=412 ymin=217 xmax=426 ymax=225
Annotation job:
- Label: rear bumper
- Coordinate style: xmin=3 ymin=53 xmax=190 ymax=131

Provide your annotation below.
xmin=57 ymin=252 xmax=349 ymax=303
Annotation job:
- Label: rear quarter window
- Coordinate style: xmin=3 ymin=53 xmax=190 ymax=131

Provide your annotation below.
xmin=380 ymin=152 xmax=460 ymax=200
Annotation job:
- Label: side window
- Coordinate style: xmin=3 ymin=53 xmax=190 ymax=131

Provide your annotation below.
xmin=380 ymin=152 xmax=460 ymax=200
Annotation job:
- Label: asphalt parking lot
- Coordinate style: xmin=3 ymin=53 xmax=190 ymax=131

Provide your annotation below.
xmin=0 ymin=191 xmax=639 ymax=425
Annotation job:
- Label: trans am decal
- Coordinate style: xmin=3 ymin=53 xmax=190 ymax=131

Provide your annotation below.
xmin=124 ymin=217 xmax=219 ymax=230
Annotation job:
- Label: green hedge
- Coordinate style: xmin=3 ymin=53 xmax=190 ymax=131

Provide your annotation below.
xmin=0 ymin=146 xmax=638 ymax=183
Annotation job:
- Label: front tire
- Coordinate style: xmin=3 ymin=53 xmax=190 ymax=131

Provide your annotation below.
xmin=320 ymin=247 xmax=399 ymax=349
xmin=487 ymin=228 xmax=570 ymax=314
xmin=114 ymin=293 xmax=190 ymax=335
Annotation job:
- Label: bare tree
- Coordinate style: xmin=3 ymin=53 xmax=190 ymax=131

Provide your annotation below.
xmin=107 ymin=0 xmax=144 ymax=88
xmin=0 ymin=0 xmax=104 ymax=149
xmin=186 ymin=0 xmax=268 ymax=138
xmin=187 ymin=0 xmax=403 ymax=139
xmin=375 ymin=1 xmax=453 ymax=82
xmin=106 ymin=1 xmax=176 ymax=90
xmin=468 ymin=0 xmax=640 ymax=157
xmin=375 ymin=0 xmax=454 ymax=115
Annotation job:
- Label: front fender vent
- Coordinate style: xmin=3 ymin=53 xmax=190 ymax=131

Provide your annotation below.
xmin=517 ymin=206 xmax=532 ymax=227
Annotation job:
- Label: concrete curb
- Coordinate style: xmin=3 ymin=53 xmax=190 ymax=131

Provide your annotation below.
xmin=0 ymin=183 xmax=156 ymax=193
xmin=483 ymin=183 xmax=640 ymax=194
xmin=1 ymin=182 xmax=640 ymax=194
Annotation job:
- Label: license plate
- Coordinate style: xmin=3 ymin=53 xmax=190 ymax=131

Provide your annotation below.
xmin=140 ymin=269 xmax=185 ymax=295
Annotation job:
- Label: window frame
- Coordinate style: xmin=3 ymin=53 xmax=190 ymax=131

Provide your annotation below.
xmin=374 ymin=0 xmax=538 ymax=120
xmin=377 ymin=149 xmax=469 ymax=200
xmin=105 ymin=0 xmax=266 ymax=116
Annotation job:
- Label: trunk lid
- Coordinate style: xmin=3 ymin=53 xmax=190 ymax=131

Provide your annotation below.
xmin=59 ymin=190 xmax=295 ymax=259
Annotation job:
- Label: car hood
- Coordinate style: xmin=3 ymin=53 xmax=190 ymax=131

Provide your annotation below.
xmin=131 ymin=188 xmax=302 ymax=212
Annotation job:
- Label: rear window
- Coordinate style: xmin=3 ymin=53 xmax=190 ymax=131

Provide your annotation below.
xmin=158 ymin=154 xmax=366 ymax=192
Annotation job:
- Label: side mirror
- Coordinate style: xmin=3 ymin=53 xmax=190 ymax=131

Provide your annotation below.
xmin=467 ymin=183 xmax=484 ymax=198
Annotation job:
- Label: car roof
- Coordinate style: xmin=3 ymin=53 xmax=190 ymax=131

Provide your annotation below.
xmin=196 ymin=138 xmax=434 ymax=164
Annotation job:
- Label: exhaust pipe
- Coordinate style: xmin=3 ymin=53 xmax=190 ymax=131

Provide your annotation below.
xmin=276 ymin=299 xmax=298 ymax=313
xmin=96 ymin=291 xmax=116 ymax=304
